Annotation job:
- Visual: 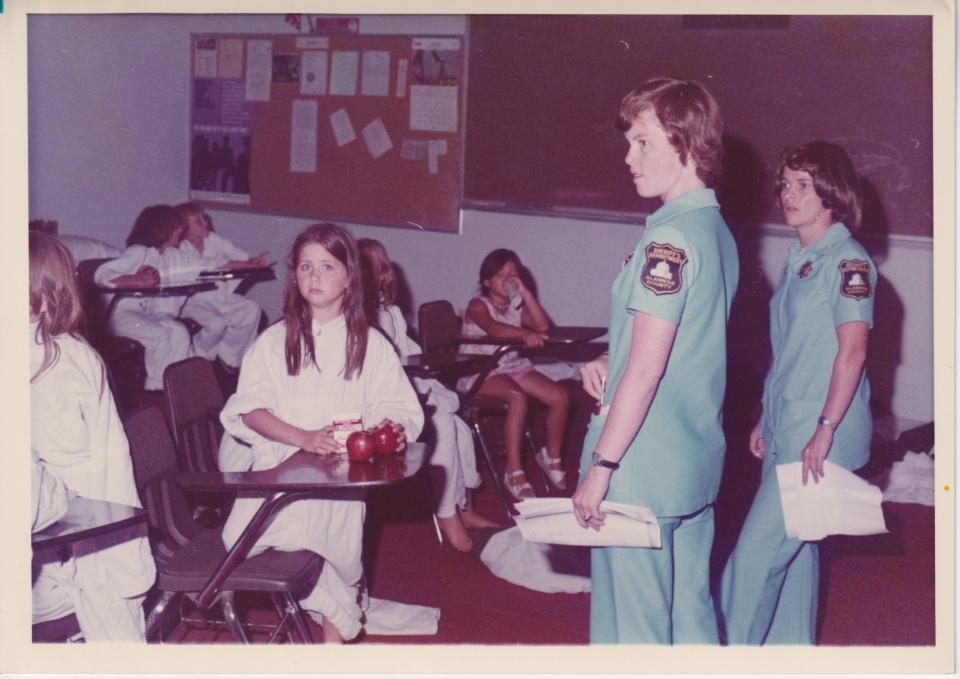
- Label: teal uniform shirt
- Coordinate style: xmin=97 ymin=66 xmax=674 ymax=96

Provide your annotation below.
xmin=580 ymin=188 xmax=739 ymax=517
xmin=761 ymin=222 xmax=876 ymax=470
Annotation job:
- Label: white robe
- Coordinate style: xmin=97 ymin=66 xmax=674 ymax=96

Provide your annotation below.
xmin=376 ymin=305 xmax=480 ymax=517
xmin=178 ymin=235 xmax=262 ymax=367
xmin=30 ymin=325 xmax=157 ymax=640
xmin=94 ymin=245 xmax=194 ymax=390
xmin=218 ymin=316 xmax=424 ymax=640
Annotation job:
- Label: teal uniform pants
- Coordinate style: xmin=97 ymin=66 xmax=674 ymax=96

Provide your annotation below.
xmin=590 ymin=504 xmax=719 ymax=644
xmin=720 ymin=454 xmax=819 ymax=644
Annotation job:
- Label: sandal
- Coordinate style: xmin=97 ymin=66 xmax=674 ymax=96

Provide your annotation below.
xmin=503 ymin=469 xmax=537 ymax=501
xmin=534 ymin=447 xmax=567 ymax=491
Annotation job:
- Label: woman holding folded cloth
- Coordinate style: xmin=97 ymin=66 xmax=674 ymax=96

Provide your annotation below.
xmin=720 ymin=141 xmax=875 ymax=645
xmin=571 ymin=78 xmax=739 ymax=644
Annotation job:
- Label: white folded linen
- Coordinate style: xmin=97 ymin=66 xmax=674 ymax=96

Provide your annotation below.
xmin=882 ymin=451 xmax=935 ymax=506
xmin=776 ymin=460 xmax=888 ymax=541
xmin=479 ymin=526 xmax=591 ymax=594
xmin=362 ymin=597 xmax=440 ymax=636
xmin=514 ymin=497 xmax=661 ymax=548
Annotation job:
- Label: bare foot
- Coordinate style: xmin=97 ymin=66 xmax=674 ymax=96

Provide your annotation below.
xmin=438 ymin=514 xmax=474 ymax=552
xmin=322 ymin=618 xmax=344 ymax=644
xmin=459 ymin=507 xmax=500 ymax=530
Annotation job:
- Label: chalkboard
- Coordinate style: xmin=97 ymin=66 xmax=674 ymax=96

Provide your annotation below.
xmin=189 ymin=33 xmax=464 ymax=232
xmin=464 ymin=15 xmax=932 ymax=237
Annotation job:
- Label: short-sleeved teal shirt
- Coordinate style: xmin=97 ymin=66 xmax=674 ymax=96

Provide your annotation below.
xmin=761 ymin=222 xmax=876 ymax=470
xmin=579 ymin=188 xmax=740 ymax=517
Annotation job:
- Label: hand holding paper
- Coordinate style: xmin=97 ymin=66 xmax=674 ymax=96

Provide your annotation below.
xmin=514 ymin=498 xmax=661 ymax=548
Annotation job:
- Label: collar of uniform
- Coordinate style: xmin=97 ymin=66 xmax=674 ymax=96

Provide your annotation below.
xmin=645 ymin=188 xmax=719 ymax=229
xmin=311 ymin=314 xmax=346 ymax=337
xmin=787 ymin=222 xmax=851 ymax=265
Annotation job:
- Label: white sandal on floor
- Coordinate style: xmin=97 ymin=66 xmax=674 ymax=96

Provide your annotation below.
xmin=503 ymin=470 xmax=536 ymax=501
xmin=534 ymin=447 xmax=567 ymax=491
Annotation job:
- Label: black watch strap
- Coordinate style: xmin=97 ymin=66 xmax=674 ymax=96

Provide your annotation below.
xmin=591 ymin=451 xmax=620 ymax=470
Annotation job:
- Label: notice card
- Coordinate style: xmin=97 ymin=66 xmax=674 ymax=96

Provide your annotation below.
xmin=195 ymin=38 xmax=218 ymax=78
xmin=362 ymin=117 xmax=393 ymax=159
xmin=300 ymin=51 xmax=329 ymax=96
xmin=329 ymin=51 xmax=359 ymax=96
xmin=330 ymin=108 xmax=356 ymax=147
xmin=245 ymin=40 xmax=272 ymax=101
xmin=361 ymin=51 xmax=391 ymax=96
xmin=409 ymin=85 xmax=458 ymax=133
xmin=396 ymin=58 xmax=409 ymax=98
xmin=290 ymin=99 xmax=318 ymax=173
xmin=218 ymin=39 xmax=243 ymax=79
xmin=427 ymin=139 xmax=448 ymax=175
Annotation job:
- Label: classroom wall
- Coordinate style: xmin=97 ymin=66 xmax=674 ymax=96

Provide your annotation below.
xmin=27 ymin=13 xmax=934 ymax=425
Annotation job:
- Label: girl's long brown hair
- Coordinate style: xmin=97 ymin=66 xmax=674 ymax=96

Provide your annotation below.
xmin=357 ymin=238 xmax=397 ymax=322
xmin=29 ymin=232 xmax=106 ymax=395
xmin=283 ymin=223 xmax=368 ymax=380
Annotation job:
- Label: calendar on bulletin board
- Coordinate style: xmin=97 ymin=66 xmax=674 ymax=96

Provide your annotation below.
xmin=188 ymin=33 xmax=464 ymax=232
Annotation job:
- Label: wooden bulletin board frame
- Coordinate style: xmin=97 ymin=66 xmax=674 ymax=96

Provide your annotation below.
xmin=188 ymin=32 xmax=464 ymax=232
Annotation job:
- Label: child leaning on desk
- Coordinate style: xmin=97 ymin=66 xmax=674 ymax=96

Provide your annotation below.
xmin=358 ymin=238 xmax=500 ymax=552
xmin=94 ymin=204 xmax=195 ymax=390
xmin=460 ymin=248 xmax=570 ymax=501
xmin=30 ymin=232 xmax=156 ymax=641
xmin=173 ymin=201 xmax=265 ymax=374
xmin=216 ymin=223 xmax=423 ymax=643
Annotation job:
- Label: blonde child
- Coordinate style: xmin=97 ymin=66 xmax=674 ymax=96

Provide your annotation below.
xmin=30 ymin=232 xmax=156 ymax=640
xmin=217 ymin=224 xmax=424 ymax=643
xmin=174 ymin=202 xmax=264 ymax=372
xmin=358 ymin=238 xmax=498 ymax=552
xmin=461 ymin=249 xmax=570 ymax=500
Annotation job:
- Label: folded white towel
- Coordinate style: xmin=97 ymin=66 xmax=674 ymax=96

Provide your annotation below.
xmin=479 ymin=526 xmax=591 ymax=594
xmin=882 ymin=451 xmax=935 ymax=506
xmin=777 ymin=460 xmax=888 ymax=541
xmin=513 ymin=497 xmax=661 ymax=548
xmin=363 ymin=597 xmax=440 ymax=636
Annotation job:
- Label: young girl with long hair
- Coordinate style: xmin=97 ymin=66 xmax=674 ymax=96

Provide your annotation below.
xmin=30 ymin=231 xmax=156 ymax=640
xmin=358 ymin=238 xmax=498 ymax=552
xmin=460 ymin=249 xmax=570 ymax=501
xmin=217 ymin=224 xmax=425 ymax=643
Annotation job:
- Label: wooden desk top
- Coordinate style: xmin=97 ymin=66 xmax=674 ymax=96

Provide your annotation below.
xmin=401 ymin=352 xmax=491 ymax=379
xmin=176 ymin=442 xmax=427 ymax=493
xmin=32 ymin=496 xmax=147 ymax=550
xmin=457 ymin=325 xmax=607 ymax=346
xmin=197 ymin=265 xmax=277 ymax=282
xmin=95 ymin=280 xmax=217 ymax=297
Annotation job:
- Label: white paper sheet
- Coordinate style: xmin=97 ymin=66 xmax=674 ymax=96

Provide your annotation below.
xmin=194 ymin=38 xmax=218 ymax=78
xmin=361 ymin=51 xmax=391 ymax=97
xmin=776 ymin=460 xmax=888 ymax=541
xmin=514 ymin=498 xmax=662 ymax=548
xmin=400 ymin=138 xmax=427 ymax=160
xmin=330 ymin=108 xmax=356 ymax=147
xmin=290 ymin=99 xmax=318 ymax=173
xmin=427 ymin=138 xmax=447 ymax=174
xmin=217 ymin=38 xmax=243 ymax=79
xmin=300 ymin=51 xmax=329 ymax=96
xmin=396 ymin=58 xmax=409 ymax=98
xmin=245 ymin=40 xmax=273 ymax=102
xmin=409 ymin=85 xmax=458 ymax=132
xmin=329 ymin=51 xmax=359 ymax=96
xmin=361 ymin=117 xmax=393 ymax=159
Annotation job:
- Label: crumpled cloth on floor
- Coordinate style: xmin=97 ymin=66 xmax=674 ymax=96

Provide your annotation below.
xmin=479 ymin=526 xmax=590 ymax=594
xmin=882 ymin=450 xmax=935 ymax=506
xmin=513 ymin=497 xmax=661 ymax=547
xmin=363 ymin=597 xmax=440 ymax=635
xmin=777 ymin=460 xmax=888 ymax=541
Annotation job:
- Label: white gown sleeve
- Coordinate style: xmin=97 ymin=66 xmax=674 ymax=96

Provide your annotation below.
xmin=208 ymin=232 xmax=250 ymax=264
xmin=362 ymin=333 xmax=424 ymax=441
xmin=31 ymin=451 xmax=69 ymax=532
xmin=93 ymin=245 xmax=149 ymax=286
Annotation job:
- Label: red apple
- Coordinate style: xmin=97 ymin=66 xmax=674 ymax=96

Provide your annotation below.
xmin=374 ymin=423 xmax=401 ymax=455
xmin=346 ymin=430 xmax=377 ymax=462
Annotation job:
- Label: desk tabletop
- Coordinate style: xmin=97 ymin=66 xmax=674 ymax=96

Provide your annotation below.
xmin=176 ymin=442 xmax=427 ymax=493
xmin=401 ymin=352 xmax=491 ymax=379
xmin=95 ymin=280 xmax=218 ymax=297
xmin=197 ymin=266 xmax=277 ymax=282
xmin=32 ymin=496 xmax=147 ymax=550
xmin=457 ymin=325 xmax=607 ymax=346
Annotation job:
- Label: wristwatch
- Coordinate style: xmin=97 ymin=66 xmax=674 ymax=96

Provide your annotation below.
xmin=591 ymin=451 xmax=620 ymax=470
xmin=817 ymin=415 xmax=834 ymax=429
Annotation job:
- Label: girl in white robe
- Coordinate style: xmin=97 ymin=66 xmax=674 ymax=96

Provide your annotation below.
xmin=358 ymin=238 xmax=498 ymax=552
xmin=218 ymin=224 xmax=424 ymax=643
xmin=93 ymin=205 xmax=194 ymax=390
xmin=174 ymin=202 xmax=264 ymax=370
xmin=30 ymin=232 xmax=157 ymax=641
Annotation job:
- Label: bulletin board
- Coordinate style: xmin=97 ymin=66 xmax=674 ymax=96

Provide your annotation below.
xmin=188 ymin=33 xmax=464 ymax=232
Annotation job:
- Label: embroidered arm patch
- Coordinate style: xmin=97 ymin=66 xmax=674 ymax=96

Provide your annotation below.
xmin=640 ymin=242 xmax=687 ymax=295
xmin=839 ymin=259 xmax=872 ymax=300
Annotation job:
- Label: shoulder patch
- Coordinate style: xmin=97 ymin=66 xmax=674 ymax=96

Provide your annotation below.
xmin=640 ymin=242 xmax=687 ymax=295
xmin=839 ymin=259 xmax=872 ymax=300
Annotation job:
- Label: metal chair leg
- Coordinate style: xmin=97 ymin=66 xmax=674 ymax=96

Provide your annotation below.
xmin=269 ymin=593 xmax=297 ymax=644
xmin=472 ymin=419 xmax=515 ymax=519
xmin=145 ymin=590 xmax=178 ymax=642
xmin=284 ymin=592 xmax=314 ymax=644
xmin=220 ymin=591 xmax=249 ymax=643
xmin=420 ymin=475 xmax=444 ymax=544
xmin=524 ymin=428 xmax=552 ymax=491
